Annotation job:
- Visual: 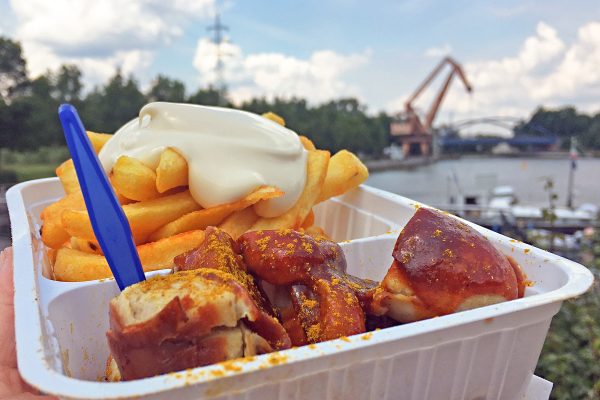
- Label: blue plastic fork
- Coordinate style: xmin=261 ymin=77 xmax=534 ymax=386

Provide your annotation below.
xmin=58 ymin=104 xmax=145 ymax=290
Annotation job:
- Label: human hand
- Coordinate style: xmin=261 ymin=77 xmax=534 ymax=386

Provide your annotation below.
xmin=0 ymin=247 xmax=58 ymax=399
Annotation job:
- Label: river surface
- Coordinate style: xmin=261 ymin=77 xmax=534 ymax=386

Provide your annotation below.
xmin=367 ymin=157 xmax=600 ymax=208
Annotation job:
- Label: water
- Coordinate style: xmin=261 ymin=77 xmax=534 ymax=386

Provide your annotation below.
xmin=367 ymin=157 xmax=600 ymax=207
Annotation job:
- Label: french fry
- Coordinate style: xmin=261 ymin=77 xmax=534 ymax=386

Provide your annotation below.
xmin=251 ymin=150 xmax=329 ymax=231
xmin=42 ymin=109 xmax=373 ymax=283
xmin=155 ymin=148 xmax=188 ymax=193
xmin=318 ymin=150 xmax=368 ymax=202
xmin=299 ymin=136 xmax=316 ymax=151
xmin=302 ymin=225 xmax=332 ymax=241
xmin=262 ymin=112 xmax=285 ymax=126
xmin=70 ymin=237 xmax=102 ymax=254
xmin=55 ymin=159 xmax=79 ymax=194
xmin=55 ymin=160 xmax=131 ymax=204
xmin=44 ymin=248 xmax=57 ymax=279
xmin=55 ymin=133 xmax=108 ymax=194
xmin=111 ymin=156 xmax=161 ymax=201
xmin=53 ymin=230 xmax=206 ymax=281
xmin=218 ymin=206 xmax=259 ymax=240
xmin=138 ymin=230 xmax=205 ymax=271
xmin=56 ymin=161 xmax=130 ymax=205
xmin=87 ymin=131 xmax=112 ymax=154
xmin=61 ymin=190 xmax=200 ymax=244
xmin=40 ymin=223 xmax=70 ymax=250
xmin=40 ymin=191 xmax=86 ymax=248
xmin=301 ymin=209 xmax=315 ymax=228
xmin=148 ymin=185 xmax=283 ymax=241
xmin=53 ymin=249 xmax=111 ymax=282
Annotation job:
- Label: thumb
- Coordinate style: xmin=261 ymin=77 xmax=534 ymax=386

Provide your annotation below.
xmin=0 ymin=247 xmax=16 ymax=368
xmin=0 ymin=247 xmax=14 ymax=307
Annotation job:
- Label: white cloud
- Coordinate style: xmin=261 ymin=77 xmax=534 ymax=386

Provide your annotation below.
xmin=193 ymin=38 xmax=370 ymax=104
xmin=424 ymin=44 xmax=452 ymax=58
xmin=387 ymin=21 xmax=600 ymax=130
xmin=8 ymin=0 xmax=214 ymax=87
xmin=534 ymin=22 xmax=600 ymax=100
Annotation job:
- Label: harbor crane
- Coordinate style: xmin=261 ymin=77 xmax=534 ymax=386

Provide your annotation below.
xmin=391 ymin=56 xmax=473 ymax=157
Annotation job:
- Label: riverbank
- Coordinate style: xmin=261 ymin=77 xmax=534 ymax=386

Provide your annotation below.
xmin=365 ymin=152 xmax=599 ymax=172
xmin=364 ymin=157 xmax=436 ymax=172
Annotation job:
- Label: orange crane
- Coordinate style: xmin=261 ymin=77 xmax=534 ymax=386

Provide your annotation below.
xmin=391 ymin=56 xmax=473 ymax=156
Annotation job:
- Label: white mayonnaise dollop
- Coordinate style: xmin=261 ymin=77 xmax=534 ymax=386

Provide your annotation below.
xmin=98 ymin=102 xmax=307 ymax=217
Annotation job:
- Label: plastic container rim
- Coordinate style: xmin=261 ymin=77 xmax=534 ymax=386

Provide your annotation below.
xmin=6 ymin=178 xmax=595 ymax=399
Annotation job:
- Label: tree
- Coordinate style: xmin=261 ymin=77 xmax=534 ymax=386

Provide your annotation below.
xmin=82 ymin=70 xmax=147 ymax=133
xmin=580 ymin=114 xmax=600 ymax=151
xmin=147 ymin=75 xmax=185 ymax=103
xmin=187 ymin=86 xmax=230 ymax=107
xmin=0 ymin=37 xmax=29 ymax=103
xmin=52 ymin=65 xmax=83 ymax=103
xmin=7 ymin=74 xmax=63 ymax=149
xmin=240 ymin=96 xmax=388 ymax=157
xmin=516 ymin=107 xmax=592 ymax=149
xmin=307 ymin=98 xmax=387 ymax=156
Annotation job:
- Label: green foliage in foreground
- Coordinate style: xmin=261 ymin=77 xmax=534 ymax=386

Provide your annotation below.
xmin=0 ymin=146 xmax=68 ymax=182
xmin=2 ymin=163 xmax=56 ymax=182
xmin=535 ymin=228 xmax=600 ymax=400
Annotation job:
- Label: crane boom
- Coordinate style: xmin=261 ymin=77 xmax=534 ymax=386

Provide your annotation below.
xmin=404 ymin=57 xmax=452 ymax=107
xmin=405 ymin=56 xmax=472 ymax=131
xmin=390 ymin=56 xmax=472 ymax=157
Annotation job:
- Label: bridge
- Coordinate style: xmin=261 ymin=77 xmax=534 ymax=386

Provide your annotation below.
xmin=437 ymin=116 xmax=559 ymax=153
xmin=439 ymin=135 xmax=558 ymax=151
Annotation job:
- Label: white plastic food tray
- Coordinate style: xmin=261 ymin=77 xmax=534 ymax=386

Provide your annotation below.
xmin=7 ymin=178 xmax=593 ymax=400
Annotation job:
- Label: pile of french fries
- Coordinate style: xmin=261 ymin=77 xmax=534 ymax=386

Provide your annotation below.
xmin=40 ymin=112 xmax=369 ymax=282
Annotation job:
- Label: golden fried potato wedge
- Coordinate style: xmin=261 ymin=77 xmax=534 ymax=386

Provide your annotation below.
xmin=53 ymin=230 xmax=206 ymax=281
xmin=87 ymin=131 xmax=112 ymax=153
xmin=70 ymin=237 xmax=102 ymax=254
xmin=218 ymin=206 xmax=260 ymax=240
xmin=262 ymin=112 xmax=285 ymax=126
xmin=138 ymin=230 xmax=205 ymax=271
xmin=44 ymin=248 xmax=57 ymax=279
xmin=55 ymin=132 xmax=110 ymax=194
xmin=55 ymin=159 xmax=79 ymax=194
xmin=251 ymin=150 xmax=329 ymax=231
xmin=301 ymin=209 xmax=315 ymax=228
xmin=148 ymin=186 xmax=283 ymax=241
xmin=53 ymin=249 xmax=112 ymax=282
xmin=40 ymin=222 xmax=71 ymax=250
xmin=55 ymin=161 xmax=130 ymax=204
xmin=111 ymin=156 xmax=161 ymax=201
xmin=299 ymin=136 xmax=316 ymax=151
xmin=40 ymin=191 xmax=86 ymax=249
xmin=61 ymin=190 xmax=200 ymax=244
xmin=302 ymin=225 xmax=332 ymax=241
xmin=155 ymin=148 xmax=188 ymax=193
xmin=318 ymin=150 xmax=368 ymax=202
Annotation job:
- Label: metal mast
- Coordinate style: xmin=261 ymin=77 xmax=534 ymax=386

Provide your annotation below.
xmin=207 ymin=12 xmax=229 ymax=100
xmin=566 ymin=136 xmax=577 ymax=209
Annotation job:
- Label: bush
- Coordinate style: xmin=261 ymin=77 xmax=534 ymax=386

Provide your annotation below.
xmin=535 ymin=229 xmax=600 ymax=399
xmin=0 ymin=170 xmax=17 ymax=183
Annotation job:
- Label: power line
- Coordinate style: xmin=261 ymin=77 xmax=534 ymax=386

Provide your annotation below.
xmin=207 ymin=13 xmax=229 ymax=96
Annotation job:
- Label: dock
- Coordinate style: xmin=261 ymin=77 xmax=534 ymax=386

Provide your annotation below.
xmin=364 ymin=156 xmax=436 ymax=172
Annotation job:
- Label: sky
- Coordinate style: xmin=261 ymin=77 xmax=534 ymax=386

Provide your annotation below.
xmin=1 ymin=0 xmax=600 ymax=128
